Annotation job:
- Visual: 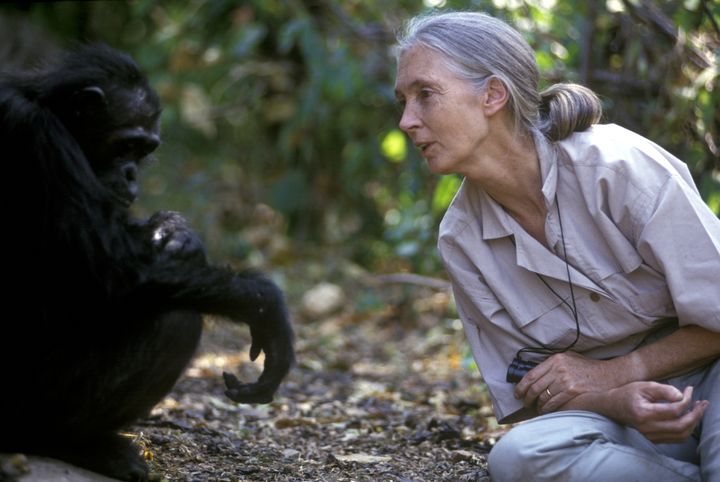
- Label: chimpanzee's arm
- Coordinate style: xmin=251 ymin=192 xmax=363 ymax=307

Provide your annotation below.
xmin=136 ymin=262 xmax=294 ymax=404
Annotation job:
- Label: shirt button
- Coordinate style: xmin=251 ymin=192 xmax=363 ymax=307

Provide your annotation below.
xmin=590 ymin=293 xmax=601 ymax=302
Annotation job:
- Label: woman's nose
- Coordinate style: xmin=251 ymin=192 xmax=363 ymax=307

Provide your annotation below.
xmin=398 ymin=104 xmax=420 ymax=132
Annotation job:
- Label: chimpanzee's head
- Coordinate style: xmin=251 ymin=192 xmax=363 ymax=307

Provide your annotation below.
xmin=42 ymin=45 xmax=162 ymax=207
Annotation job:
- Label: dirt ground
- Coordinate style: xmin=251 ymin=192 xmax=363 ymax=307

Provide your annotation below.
xmin=4 ymin=279 xmax=507 ymax=481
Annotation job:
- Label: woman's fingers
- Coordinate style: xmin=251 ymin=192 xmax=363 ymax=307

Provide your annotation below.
xmin=640 ymin=400 xmax=709 ymax=443
xmin=514 ymin=360 xmax=552 ymax=404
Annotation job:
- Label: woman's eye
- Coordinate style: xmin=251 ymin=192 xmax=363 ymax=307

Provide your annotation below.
xmin=418 ymin=89 xmax=433 ymax=100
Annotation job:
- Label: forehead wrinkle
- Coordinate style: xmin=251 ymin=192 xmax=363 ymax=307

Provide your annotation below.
xmin=395 ymin=51 xmax=456 ymax=99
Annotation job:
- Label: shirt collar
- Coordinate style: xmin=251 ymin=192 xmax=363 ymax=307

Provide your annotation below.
xmin=536 ymin=130 xmax=558 ymax=206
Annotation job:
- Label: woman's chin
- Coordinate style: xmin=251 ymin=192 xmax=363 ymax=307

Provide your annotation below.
xmin=426 ymin=159 xmax=453 ymax=175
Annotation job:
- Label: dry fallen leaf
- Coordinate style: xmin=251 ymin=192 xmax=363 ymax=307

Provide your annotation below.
xmin=333 ymin=454 xmax=392 ymax=464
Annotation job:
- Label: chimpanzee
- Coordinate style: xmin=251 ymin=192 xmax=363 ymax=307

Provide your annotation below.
xmin=0 ymin=45 xmax=294 ymax=481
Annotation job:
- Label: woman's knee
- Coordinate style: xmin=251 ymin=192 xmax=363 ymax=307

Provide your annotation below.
xmin=487 ymin=412 xmax=604 ymax=481
xmin=487 ymin=425 xmax=539 ymax=481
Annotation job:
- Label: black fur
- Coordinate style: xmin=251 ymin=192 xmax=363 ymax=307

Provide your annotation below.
xmin=0 ymin=45 xmax=294 ymax=481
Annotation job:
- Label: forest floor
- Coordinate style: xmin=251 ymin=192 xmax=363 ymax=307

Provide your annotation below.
xmin=3 ymin=261 xmax=507 ymax=482
xmin=128 ymin=266 xmax=505 ymax=482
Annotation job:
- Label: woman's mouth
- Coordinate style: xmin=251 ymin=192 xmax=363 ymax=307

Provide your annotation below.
xmin=417 ymin=142 xmax=434 ymax=155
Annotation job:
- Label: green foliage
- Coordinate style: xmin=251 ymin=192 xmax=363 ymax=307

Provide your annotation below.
xmin=381 ymin=129 xmax=408 ymax=163
xmin=4 ymin=0 xmax=718 ymax=273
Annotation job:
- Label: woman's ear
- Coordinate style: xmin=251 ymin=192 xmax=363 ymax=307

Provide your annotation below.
xmin=483 ymin=77 xmax=509 ymax=116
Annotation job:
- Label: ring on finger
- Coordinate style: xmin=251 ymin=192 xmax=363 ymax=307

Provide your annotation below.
xmin=545 ymin=387 xmax=553 ymax=398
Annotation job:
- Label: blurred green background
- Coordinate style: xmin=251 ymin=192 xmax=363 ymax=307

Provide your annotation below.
xmin=2 ymin=0 xmax=718 ymax=280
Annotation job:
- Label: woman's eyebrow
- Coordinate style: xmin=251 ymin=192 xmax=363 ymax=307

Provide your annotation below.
xmin=394 ymin=78 xmax=437 ymax=98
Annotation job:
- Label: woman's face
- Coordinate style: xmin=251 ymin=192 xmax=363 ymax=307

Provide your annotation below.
xmin=394 ymin=46 xmax=490 ymax=176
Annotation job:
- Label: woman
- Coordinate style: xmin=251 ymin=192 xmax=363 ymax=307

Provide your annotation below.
xmin=394 ymin=11 xmax=719 ymax=481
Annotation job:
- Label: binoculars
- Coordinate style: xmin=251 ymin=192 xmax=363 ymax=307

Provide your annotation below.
xmin=506 ymin=357 xmax=539 ymax=383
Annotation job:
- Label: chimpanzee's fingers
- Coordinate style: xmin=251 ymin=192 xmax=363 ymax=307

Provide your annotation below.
xmin=249 ymin=341 xmax=262 ymax=361
xmin=223 ymin=371 xmax=242 ymax=390
xmin=224 ymin=386 xmax=274 ymax=404
xmin=226 ymin=297 xmax=294 ymax=404
xmin=223 ymin=372 xmax=276 ymax=404
xmin=223 ymin=331 xmax=294 ymax=404
xmin=248 ymin=325 xmax=267 ymax=361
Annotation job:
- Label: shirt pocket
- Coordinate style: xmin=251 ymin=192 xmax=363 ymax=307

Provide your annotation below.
xmin=470 ymin=278 xmax=580 ymax=349
xmin=599 ymin=264 xmax=674 ymax=319
xmin=504 ymin=286 xmax=661 ymax=353
xmin=509 ymin=296 xmax=581 ymax=348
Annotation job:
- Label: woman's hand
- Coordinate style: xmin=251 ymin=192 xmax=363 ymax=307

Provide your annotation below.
xmin=600 ymin=382 xmax=708 ymax=443
xmin=514 ymin=326 xmax=720 ymax=414
xmin=513 ymin=349 xmax=711 ymax=445
xmin=514 ymin=351 xmax=629 ymax=413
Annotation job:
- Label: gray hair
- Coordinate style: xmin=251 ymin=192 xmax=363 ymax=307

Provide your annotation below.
xmin=396 ymin=11 xmax=601 ymax=141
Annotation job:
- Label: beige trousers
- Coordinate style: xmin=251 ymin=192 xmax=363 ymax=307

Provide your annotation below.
xmin=488 ymin=360 xmax=719 ymax=482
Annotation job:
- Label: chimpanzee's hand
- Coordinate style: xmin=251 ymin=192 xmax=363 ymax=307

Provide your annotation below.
xmin=147 ymin=211 xmax=207 ymax=264
xmin=223 ymin=279 xmax=295 ymax=404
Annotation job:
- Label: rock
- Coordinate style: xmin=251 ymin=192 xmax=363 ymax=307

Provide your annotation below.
xmin=0 ymin=455 xmax=121 ymax=482
xmin=282 ymin=448 xmax=300 ymax=459
xmin=301 ymin=282 xmax=346 ymax=318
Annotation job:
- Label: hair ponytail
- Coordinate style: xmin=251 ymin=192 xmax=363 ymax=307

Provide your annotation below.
xmin=538 ymin=83 xmax=602 ymax=141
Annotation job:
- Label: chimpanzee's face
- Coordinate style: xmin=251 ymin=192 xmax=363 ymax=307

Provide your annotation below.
xmin=69 ymin=84 xmax=162 ymax=207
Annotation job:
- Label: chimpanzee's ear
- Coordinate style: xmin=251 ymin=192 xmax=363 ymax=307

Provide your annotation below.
xmin=71 ymin=86 xmax=107 ymax=118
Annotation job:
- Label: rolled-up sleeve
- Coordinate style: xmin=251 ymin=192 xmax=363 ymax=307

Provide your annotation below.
xmin=635 ymin=174 xmax=720 ymax=330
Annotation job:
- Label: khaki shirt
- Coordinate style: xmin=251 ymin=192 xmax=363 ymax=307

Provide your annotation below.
xmin=438 ymin=124 xmax=720 ymax=424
